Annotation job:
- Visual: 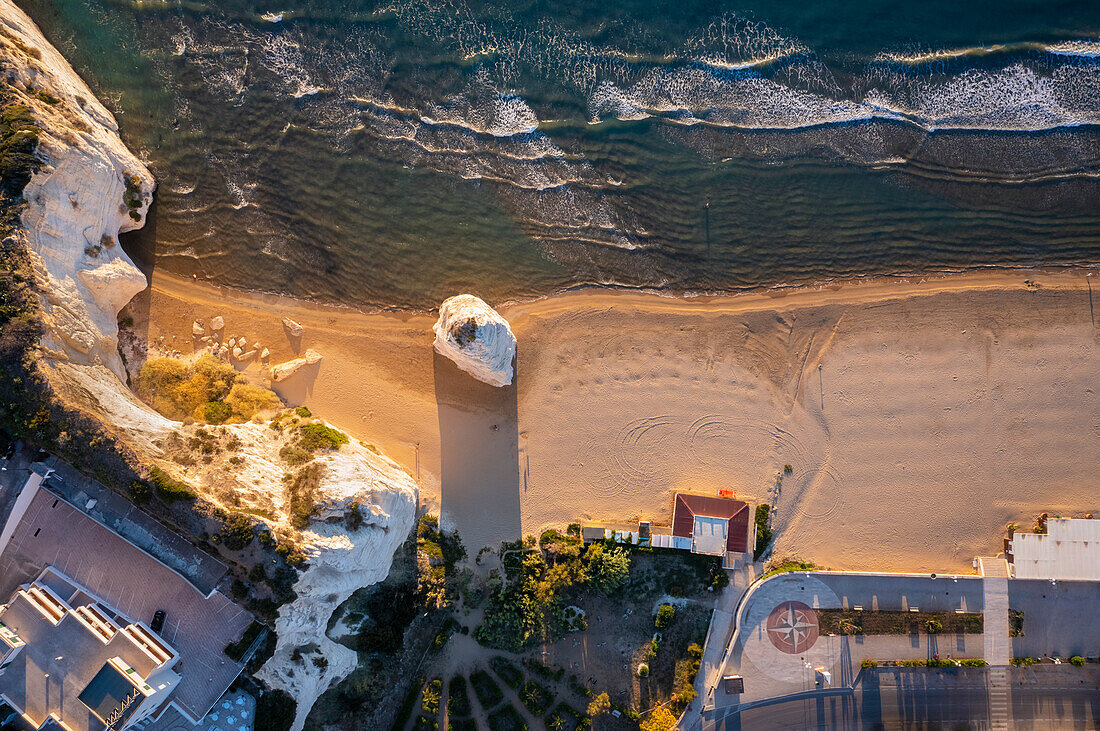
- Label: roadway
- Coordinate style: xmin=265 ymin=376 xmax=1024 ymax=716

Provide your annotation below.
xmin=706 ymin=667 xmax=1100 ymax=730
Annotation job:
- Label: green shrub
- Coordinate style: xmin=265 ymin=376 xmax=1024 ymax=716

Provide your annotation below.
xmin=128 ymin=480 xmax=151 ymax=506
xmin=860 ymin=659 xmax=877 ymax=669
xmin=149 ymin=467 xmax=196 ymax=502
xmin=960 ymin=659 xmax=987 ymax=667
xmin=0 ymin=104 xmax=40 ymax=197
xmin=294 ymin=406 xmax=311 ymax=417
xmin=345 ymin=502 xmax=363 ymax=531
xmin=199 ymin=400 xmax=231 ymax=424
xmin=584 ymin=542 xmax=630 ymax=594
xmin=926 ymin=618 xmax=942 ymax=634
xmin=655 ymin=603 xmax=675 ymax=629
xmin=637 ymin=663 xmax=649 ymax=678
xmin=298 ymin=422 xmax=348 ymax=451
xmin=754 ymin=504 xmax=772 ymax=560
xmin=1070 ymin=656 xmax=1086 ymax=667
xmin=223 ymin=620 xmax=263 ymax=661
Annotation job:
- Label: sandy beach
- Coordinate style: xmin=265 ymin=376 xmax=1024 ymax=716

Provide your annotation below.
xmin=126 ymin=269 xmax=1100 ymax=572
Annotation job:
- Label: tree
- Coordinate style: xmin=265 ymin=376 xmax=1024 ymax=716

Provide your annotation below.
xmin=585 ymin=543 xmax=630 ymax=594
xmin=587 ymin=692 xmax=611 ymax=717
xmin=255 ymin=689 xmax=295 ymax=731
xmin=640 ymin=706 xmax=677 ymax=731
xmin=220 ymin=513 xmax=255 ymax=551
xmin=655 ymin=603 xmax=675 ymax=629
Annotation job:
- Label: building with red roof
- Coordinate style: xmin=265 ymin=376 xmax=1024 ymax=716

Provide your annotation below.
xmin=671 ymin=493 xmax=752 ymax=556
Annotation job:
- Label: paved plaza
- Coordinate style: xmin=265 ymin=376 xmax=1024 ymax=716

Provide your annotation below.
xmin=711 ymin=570 xmax=985 ymax=708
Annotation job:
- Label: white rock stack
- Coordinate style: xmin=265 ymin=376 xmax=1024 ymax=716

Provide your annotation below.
xmin=432 ymin=294 xmax=516 ymax=387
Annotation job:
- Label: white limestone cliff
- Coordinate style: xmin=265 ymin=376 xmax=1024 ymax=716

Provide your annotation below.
xmin=0 ymin=0 xmax=153 ymax=379
xmin=251 ymin=432 xmax=418 ymax=731
xmin=432 ymin=294 xmax=516 ymax=387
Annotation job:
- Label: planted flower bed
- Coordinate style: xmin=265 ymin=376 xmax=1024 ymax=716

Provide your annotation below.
xmin=817 ymin=609 xmax=983 ymax=636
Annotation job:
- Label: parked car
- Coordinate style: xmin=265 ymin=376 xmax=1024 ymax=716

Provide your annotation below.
xmin=151 ymin=609 xmax=166 ymax=633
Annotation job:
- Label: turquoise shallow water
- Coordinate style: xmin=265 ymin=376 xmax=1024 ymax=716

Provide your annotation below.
xmin=17 ymin=0 xmax=1100 ymax=308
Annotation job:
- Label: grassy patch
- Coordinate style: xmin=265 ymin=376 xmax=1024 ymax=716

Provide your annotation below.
xmin=762 ymin=557 xmax=819 ymax=578
xmin=0 ymin=104 xmax=39 ymax=196
xmin=490 ymin=656 xmax=524 ymax=690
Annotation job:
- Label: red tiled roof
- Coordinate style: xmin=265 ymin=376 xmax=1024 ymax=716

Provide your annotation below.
xmin=672 ymin=493 xmax=750 ymax=553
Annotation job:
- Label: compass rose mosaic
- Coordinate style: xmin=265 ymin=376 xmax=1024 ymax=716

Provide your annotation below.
xmin=765 ymin=600 xmax=819 ymax=654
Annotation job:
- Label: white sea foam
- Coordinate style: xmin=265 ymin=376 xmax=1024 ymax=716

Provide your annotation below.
xmin=588 ymin=56 xmax=1100 ymax=132
xmin=1045 ymin=39 xmax=1100 ymax=58
xmin=589 ymin=69 xmax=878 ymax=130
xmin=261 ymin=34 xmax=321 ymax=99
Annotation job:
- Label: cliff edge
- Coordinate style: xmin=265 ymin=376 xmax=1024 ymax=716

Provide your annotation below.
xmin=0 ymin=4 xmax=419 ymax=727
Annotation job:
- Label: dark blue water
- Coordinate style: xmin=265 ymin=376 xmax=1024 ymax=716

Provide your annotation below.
xmin=18 ymin=0 xmax=1100 ymax=308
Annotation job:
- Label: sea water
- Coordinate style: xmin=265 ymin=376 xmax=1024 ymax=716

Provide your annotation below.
xmin=18 ymin=0 xmax=1100 ymax=308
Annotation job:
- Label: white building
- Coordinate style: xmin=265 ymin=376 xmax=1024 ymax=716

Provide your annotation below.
xmin=1008 ymin=518 xmax=1100 ymax=580
xmin=0 ymin=568 xmax=180 ymax=731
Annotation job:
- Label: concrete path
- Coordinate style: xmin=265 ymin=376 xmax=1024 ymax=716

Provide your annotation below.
xmin=979 ymin=557 xmax=1011 ymax=666
xmin=987 ymin=665 xmax=1009 ymax=731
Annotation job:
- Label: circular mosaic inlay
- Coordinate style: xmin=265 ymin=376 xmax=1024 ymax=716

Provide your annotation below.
xmin=765 ymin=600 xmax=819 ymax=654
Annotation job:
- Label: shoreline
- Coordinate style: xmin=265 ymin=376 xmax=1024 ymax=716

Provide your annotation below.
xmin=135 ymin=266 xmax=1100 ymax=571
xmin=147 ymin=262 xmax=1099 ymax=323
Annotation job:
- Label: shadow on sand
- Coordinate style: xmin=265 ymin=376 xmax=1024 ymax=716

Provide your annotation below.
xmin=433 ymin=349 xmax=521 ymax=553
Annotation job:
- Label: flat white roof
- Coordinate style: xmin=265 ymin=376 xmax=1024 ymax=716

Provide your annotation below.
xmin=1011 ymin=518 xmax=1100 ymax=580
xmin=692 ymin=515 xmax=727 ymax=556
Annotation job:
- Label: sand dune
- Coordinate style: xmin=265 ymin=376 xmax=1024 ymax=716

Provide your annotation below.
xmin=132 ymin=270 xmax=1100 ymax=572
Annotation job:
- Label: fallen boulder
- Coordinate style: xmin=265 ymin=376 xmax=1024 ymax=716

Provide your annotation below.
xmin=270 ymin=348 xmax=322 ymax=382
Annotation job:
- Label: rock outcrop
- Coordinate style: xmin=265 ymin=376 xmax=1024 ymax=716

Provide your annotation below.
xmin=432 ymin=294 xmax=516 ymax=387
xmin=247 ymin=429 xmax=418 ymax=731
xmin=282 ymin=317 xmax=304 ymax=338
xmin=269 ymin=348 xmax=322 ymax=382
